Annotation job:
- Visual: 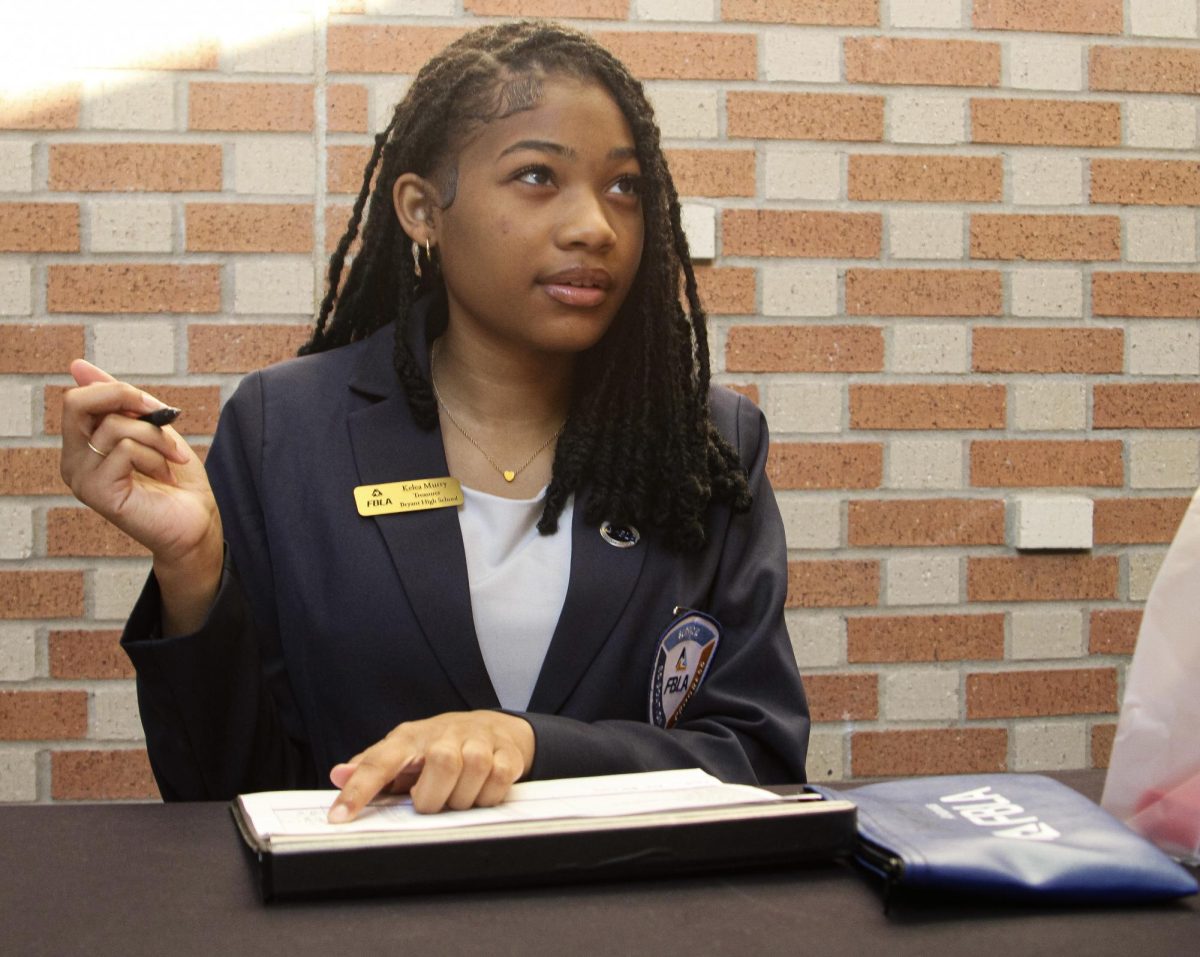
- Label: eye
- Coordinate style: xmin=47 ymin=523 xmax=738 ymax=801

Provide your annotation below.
xmin=513 ymin=164 xmax=554 ymax=187
xmin=609 ymin=173 xmax=644 ymax=198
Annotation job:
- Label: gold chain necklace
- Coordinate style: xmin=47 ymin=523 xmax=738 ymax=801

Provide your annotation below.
xmin=430 ymin=344 xmax=566 ymax=483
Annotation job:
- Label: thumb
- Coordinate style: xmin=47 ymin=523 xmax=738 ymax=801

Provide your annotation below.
xmin=69 ymin=358 xmax=118 ymax=387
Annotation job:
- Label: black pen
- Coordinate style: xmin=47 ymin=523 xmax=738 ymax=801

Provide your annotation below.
xmin=138 ymin=406 xmax=183 ymax=427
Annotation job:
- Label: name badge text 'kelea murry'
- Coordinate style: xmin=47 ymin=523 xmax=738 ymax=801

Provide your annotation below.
xmin=353 ymin=478 xmax=464 ymax=516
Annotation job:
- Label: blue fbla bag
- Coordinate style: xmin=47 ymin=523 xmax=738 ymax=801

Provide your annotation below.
xmin=821 ymin=774 xmax=1198 ymax=905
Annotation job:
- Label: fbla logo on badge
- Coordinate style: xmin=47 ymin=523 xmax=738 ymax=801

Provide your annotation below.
xmin=650 ymin=610 xmax=720 ymax=729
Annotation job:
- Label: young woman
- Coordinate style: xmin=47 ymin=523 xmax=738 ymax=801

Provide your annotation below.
xmin=58 ymin=21 xmax=810 ymax=820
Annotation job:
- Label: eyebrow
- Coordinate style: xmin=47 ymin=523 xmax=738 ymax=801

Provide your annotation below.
xmin=498 ymin=140 xmax=638 ymax=162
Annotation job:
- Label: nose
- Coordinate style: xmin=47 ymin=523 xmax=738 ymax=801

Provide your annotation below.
xmin=556 ymin=187 xmax=618 ymax=251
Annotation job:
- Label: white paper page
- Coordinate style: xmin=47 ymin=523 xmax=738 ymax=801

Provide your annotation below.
xmin=238 ymin=768 xmax=782 ymax=840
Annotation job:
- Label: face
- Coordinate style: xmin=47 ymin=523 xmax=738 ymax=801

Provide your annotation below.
xmin=399 ymin=75 xmax=645 ymax=357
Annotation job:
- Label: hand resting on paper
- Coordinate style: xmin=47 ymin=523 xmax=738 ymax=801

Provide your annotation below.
xmin=327 ymin=710 xmax=536 ymax=820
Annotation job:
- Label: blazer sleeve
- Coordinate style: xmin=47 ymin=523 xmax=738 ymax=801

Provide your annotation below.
xmin=523 ymin=395 xmax=810 ymax=786
xmin=120 ymin=372 xmax=317 ymax=800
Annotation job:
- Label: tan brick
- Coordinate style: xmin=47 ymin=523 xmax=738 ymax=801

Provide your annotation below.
xmin=1011 ymin=608 xmax=1084 ymax=659
xmin=970 ymin=214 xmax=1120 ymax=261
xmin=846 ymin=269 xmax=1002 ymax=316
xmin=188 ymin=324 xmax=310 ymax=373
xmin=888 ymin=439 xmax=967 ymax=490
xmin=727 ymin=92 xmax=884 ymax=142
xmin=0 ymin=203 xmax=79 ymax=252
xmin=326 ymin=25 xmax=465 ymax=73
xmin=727 ymin=326 xmax=883 ymax=373
xmin=890 ymin=324 xmax=970 ymax=373
xmin=1094 ymin=384 xmax=1200 ymax=429
xmin=852 ymin=728 xmax=1007 ymax=777
xmin=849 ymin=499 xmax=1004 ymax=547
xmin=1090 ymin=46 xmax=1200 ymax=94
xmin=767 ymin=443 xmax=883 ymax=489
xmin=1093 ymin=272 xmax=1200 ymax=317
xmin=1011 ymin=154 xmax=1084 ymax=206
xmin=848 ymin=155 xmax=1001 ymax=202
xmin=889 ymin=207 xmax=965 ymax=260
xmin=1126 ymin=210 xmax=1197 ymax=263
xmin=890 ymin=0 xmax=963 ymax=28
xmin=845 ymin=37 xmax=1000 ymax=87
xmin=804 ymin=674 xmax=878 ymax=722
xmin=94 ymin=322 xmax=175 ymax=376
xmin=50 ymin=144 xmax=222 ymax=193
xmin=847 ymin=613 xmax=1005 ymax=662
xmin=46 ymin=509 xmax=148 ymax=558
xmin=1126 ymin=100 xmax=1197 ymax=151
xmin=1129 ymin=323 xmax=1200 ymax=375
xmin=593 ymin=32 xmax=756 ymax=81
xmin=51 ymin=749 xmax=159 ymax=800
xmin=721 ymin=0 xmax=877 ymax=24
xmin=1090 ymin=160 xmax=1200 ymax=206
xmin=763 ymin=149 xmax=840 ymax=200
xmin=1089 ymin=609 xmax=1142 ymax=654
xmin=973 ymin=0 xmax=1122 ymax=34
xmin=1130 ymin=435 xmax=1200 ymax=489
xmin=327 ymin=145 xmax=373 ymax=195
xmin=0 ymin=691 xmax=87 ymax=739
xmin=694 ymin=266 xmax=755 ymax=315
xmin=0 ymin=385 xmax=32 ymax=437
xmin=327 ymin=84 xmax=369 ymax=133
xmin=766 ymin=382 xmax=843 ymax=434
xmin=0 ymin=448 xmax=67 ymax=495
xmin=1012 ymin=722 xmax=1088 ymax=771
xmin=967 ymin=668 xmax=1117 ymax=718
xmin=1008 ymin=40 xmax=1085 ymax=92
xmin=762 ymin=31 xmax=840 ymax=83
xmin=973 ymin=327 xmax=1123 ymax=374
xmin=1130 ymin=0 xmax=1199 ymax=38
xmin=90 ymin=201 xmax=173 ymax=254
xmin=189 ymin=82 xmax=313 ymax=132
xmin=722 ymin=210 xmax=880 ymax=258
xmin=466 ymin=0 xmax=625 ymax=16
xmin=664 ymin=149 xmax=754 ymax=198
xmin=49 ymin=629 xmax=134 ymax=680
xmin=48 ymin=265 xmax=220 ymax=314
xmin=1129 ymin=549 xmax=1167 ymax=602
xmin=971 ymin=99 xmax=1120 ymax=147
xmin=1093 ymin=497 xmax=1189 ymax=544
xmin=85 ymin=77 xmax=175 ymax=132
xmin=970 ymin=440 xmax=1123 ymax=487
xmin=851 ymin=384 xmax=1005 ymax=430
xmin=647 ymin=84 xmax=719 ymax=139
xmin=882 ymin=668 xmax=961 ymax=721
xmin=778 ymin=497 xmax=841 ymax=549
xmin=890 ymin=95 xmax=967 ymax=144
xmin=787 ymin=560 xmax=880 ymax=608
xmin=0 ymin=326 xmax=84 ymax=374
xmin=236 ymin=139 xmax=315 ymax=196
xmin=186 ymin=204 xmax=312 ymax=253
xmin=886 ymin=553 xmax=960 ymax=606
xmin=0 ymin=141 xmax=33 ymax=192
xmin=967 ymin=555 xmax=1119 ymax=601
xmin=1011 ymin=382 xmax=1089 ymax=431
xmin=1091 ymin=724 xmax=1116 ymax=768
xmin=0 ymin=84 xmax=80 ymax=130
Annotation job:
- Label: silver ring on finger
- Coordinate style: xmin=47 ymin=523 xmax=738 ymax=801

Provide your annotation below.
xmin=86 ymin=440 xmax=108 ymax=458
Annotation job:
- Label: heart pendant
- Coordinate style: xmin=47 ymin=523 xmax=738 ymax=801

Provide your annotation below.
xmin=503 ymin=470 xmax=516 ymax=482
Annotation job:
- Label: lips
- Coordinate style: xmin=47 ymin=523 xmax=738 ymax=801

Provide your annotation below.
xmin=538 ymin=266 xmax=614 ymax=308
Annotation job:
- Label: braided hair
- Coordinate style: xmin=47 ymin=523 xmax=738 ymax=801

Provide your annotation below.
xmin=301 ymin=20 xmax=751 ymax=551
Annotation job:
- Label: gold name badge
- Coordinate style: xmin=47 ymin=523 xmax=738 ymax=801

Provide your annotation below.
xmin=353 ymin=477 xmax=464 ymax=516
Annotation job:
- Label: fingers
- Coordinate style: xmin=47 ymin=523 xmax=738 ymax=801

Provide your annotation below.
xmin=70 ymin=358 xmax=117 ymax=387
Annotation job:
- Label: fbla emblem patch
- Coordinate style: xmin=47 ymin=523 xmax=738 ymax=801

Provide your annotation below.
xmin=649 ymin=610 xmax=720 ymax=729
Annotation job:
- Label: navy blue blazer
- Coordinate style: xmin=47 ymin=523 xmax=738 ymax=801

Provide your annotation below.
xmin=123 ymin=298 xmax=810 ymax=800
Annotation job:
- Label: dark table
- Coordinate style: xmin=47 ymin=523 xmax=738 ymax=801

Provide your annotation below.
xmin=1 ymin=771 xmax=1196 ymax=957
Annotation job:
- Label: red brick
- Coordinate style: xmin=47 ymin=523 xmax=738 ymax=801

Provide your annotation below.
xmin=327 ymin=84 xmax=369 ymax=133
xmin=0 ymin=326 xmax=84 ymax=374
xmin=803 ymin=674 xmax=878 ymax=722
xmin=596 ymin=31 xmax=756 ymax=81
xmin=186 ymin=203 xmax=313 ymax=253
xmin=1094 ymin=384 xmax=1200 ymax=429
xmin=49 ymin=630 xmax=134 ymax=680
xmin=50 ymin=144 xmax=223 ymax=193
xmin=1093 ymin=497 xmax=1189 ymax=545
xmin=0 ymin=203 xmax=80 ymax=252
xmin=189 ymin=82 xmax=313 ymax=132
xmin=52 ymin=750 xmax=160 ymax=800
xmin=1091 ymin=724 xmax=1116 ymax=769
xmin=973 ymin=0 xmax=1122 ymax=35
xmin=967 ymin=668 xmax=1117 ymax=718
xmin=727 ymin=92 xmax=884 ymax=142
xmin=188 ymin=324 xmax=310 ymax=373
xmin=848 ymin=499 xmax=1005 ymax=547
xmin=693 ymin=266 xmax=755 ymax=315
xmin=847 ymin=614 xmax=1006 ymax=663
xmin=0 ymin=84 xmax=80 ymax=130
xmin=326 ymin=25 xmax=465 ymax=74
xmin=466 ymin=0 xmax=626 ymax=17
xmin=767 ymin=444 xmax=883 ymax=490
xmin=1090 ymin=46 xmax=1200 ymax=94
xmin=972 ymin=327 xmax=1123 ymax=374
xmin=846 ymin=269 xmax=1002 ymax=317
xmin=664 ymin=149 xmax=755 ymax=198
xmin=0 ymin=448 xmax=67 ymax=495
xmin=968 ymin=555 xmax=1119 ymax=602
xmin=970 ymin=440 xmax=1123 ymax=488
xmin=851 ymin=384 xmax=1005 ymax=430
xmin=721 ymin=0 xmax=878 ymax=25
xmin=0 ymin=571 xmax=83 ymax=618
xmin=327 ymin=144 xmax=373 ymax=195
xmin=853 ymin=728 xmax=1007 ymax=777
xmin=787 ymin=560 xmax=879 ymax=608
xmin=845 ymin=38 xmax=1000 ymax=87
xmin=1089 ymin=610 xmax=1142 ymax=655
xmin=726 ymin=326 xmax=883 ymax=373
xmin=0 ymin=691 xmax=87 ymax=739
xmin=48 ymin=265 xmax=221 ymax=314
xmin=723 ymin=210 xmax=880 ymax=258
xmin=726 ymin=383 xmax=760 ymax=406
xmin=326 ymin=203 xmax=356 ymax=255
xmin=44 ymin=384 xmax=221 ymax=436
xmin=971 ymin=99 xmax=1120 ymax=147
xmin=1093 ymin=272 xmax=1200 ymax=318
xmin=970 ymin=214 xmax=1120 ymax=261
xmin=848 ymin=155 xmax=1002 ymax=203
xmin=1090 ymin=160 xmax=1200 ymax=207
xmin=47 ymin=508 xmax=148 ymax=558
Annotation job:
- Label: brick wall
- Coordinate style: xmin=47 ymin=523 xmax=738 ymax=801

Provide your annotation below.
xmin=1 ymin=1 xmax=1197 ymax=801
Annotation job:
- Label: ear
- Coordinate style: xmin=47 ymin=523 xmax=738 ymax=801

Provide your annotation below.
xmin=393 ymin=173 xmax=440 ymax=246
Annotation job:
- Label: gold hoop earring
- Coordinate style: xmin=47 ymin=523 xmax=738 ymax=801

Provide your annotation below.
xmin=412 ymin=240 xmax=422 ymax=279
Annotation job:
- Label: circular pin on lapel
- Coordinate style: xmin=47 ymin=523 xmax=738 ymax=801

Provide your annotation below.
xmin=600 ymin=521 xmax=640 ymax=548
